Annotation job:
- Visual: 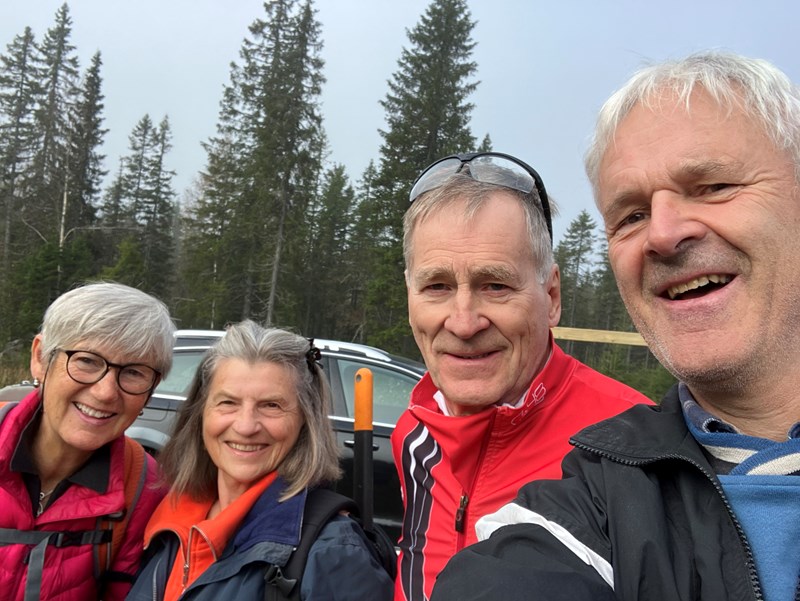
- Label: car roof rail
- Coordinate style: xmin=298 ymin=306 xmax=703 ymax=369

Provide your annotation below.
xmin=173 ymin=329 xmax=225 ymax=347
xmin=171 ymin=330 xmax=425 ymax=370
xmin=314 ymin=338 xmax=394 ymax=362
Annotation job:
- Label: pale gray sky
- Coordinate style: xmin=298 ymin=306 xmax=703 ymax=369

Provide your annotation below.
xmin=1 ymin=1 xmax=798 ymax=242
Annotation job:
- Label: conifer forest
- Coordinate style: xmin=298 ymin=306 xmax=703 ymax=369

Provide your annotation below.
xmin=0 ymin=0 xmax=673 ymax=400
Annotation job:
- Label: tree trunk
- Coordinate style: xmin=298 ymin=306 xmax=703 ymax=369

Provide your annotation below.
xmin=265 ymin=186 xmax=288 ymax=326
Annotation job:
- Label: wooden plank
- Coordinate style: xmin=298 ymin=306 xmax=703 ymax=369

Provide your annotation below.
xmin=553 ymin=326 xmax=647 ymax=347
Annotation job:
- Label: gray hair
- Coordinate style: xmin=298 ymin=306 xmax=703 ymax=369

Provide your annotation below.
xmin=159 ymin=320 xmax=341 ymax=502
xmin=39 ymin=281 xmax=174 ymax=376
xmin=403 ymin=174 xmax=556 ymax=282
xmin=585 ymin=51 xmax=800 ymax=196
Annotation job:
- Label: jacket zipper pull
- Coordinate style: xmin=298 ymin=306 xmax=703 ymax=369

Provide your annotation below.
xmin=455 ymin=493 xmax=469 ymax=532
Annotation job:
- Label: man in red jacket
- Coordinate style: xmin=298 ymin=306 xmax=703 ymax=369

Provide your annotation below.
xmin=391 ymin=152 xmax=651 ymax=601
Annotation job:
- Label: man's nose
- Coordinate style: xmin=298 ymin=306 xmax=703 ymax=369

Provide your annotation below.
xmin=443 ymin=289 xmax=490 ymax=339
xmin=643 ymin=191 xmax=707 ymax=257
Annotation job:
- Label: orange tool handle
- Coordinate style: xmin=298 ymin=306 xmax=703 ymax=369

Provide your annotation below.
xmin=354 ymin=368 xmax=373 ymax=431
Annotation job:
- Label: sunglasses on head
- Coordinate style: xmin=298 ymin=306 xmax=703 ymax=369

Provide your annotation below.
xmin=408 ymin=151 xmax=553 ymax=242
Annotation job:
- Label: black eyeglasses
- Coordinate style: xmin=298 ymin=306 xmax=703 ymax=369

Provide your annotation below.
xmin=408 ymin=152 xmax=553 ymax=242
xmin=60 ymin=349 xmax=160 ymax=395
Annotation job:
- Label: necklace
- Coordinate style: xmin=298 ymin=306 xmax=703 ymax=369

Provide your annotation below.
xmin=37 ymin=487 xmax=55 ymax=517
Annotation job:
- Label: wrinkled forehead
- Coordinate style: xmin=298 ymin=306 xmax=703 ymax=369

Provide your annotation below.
xmin=408 ymin=193 xmax=537 ymax=265
xmin=407 ymin=192 xmax=515 ymax=248
xmin=627 ymin=85 xmax=740 ymax=128
xmin=598 ymin=87 xmax=748 ymax=178
xmin=611 ymin=86 xmax=780 ymax=165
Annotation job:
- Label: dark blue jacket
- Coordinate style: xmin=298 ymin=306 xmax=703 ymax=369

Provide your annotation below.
xmin=126 ymin=478 xmax=393 ymax=600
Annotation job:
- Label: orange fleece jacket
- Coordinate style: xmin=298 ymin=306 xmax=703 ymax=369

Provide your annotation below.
xmin=143 ymin=472 xmax=278 ymax=601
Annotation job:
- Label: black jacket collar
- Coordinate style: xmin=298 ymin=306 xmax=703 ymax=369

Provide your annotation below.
xmin=570 ymin=384 xmax=711 ymax=469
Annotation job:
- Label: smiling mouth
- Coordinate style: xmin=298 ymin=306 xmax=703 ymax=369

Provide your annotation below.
xmin=449 ymin=351 xmax=494 ymax=360
xmin=227 ymin=442 xmax=266 ymax=452
xmin=74 ymin=402 xmax=114 ymax=419
xmin=666 ymin=274 xmax=733 ymax=300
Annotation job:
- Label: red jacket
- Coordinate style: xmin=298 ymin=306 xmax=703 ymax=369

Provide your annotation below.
xmin=391 ymin=342 xmax=651 ymax=601
xmin=0 ymin=390 xmax=165 ymax=600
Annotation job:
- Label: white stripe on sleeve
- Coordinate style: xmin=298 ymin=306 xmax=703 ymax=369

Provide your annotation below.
xmin=475 ymin=503 xmax=614 ymax=590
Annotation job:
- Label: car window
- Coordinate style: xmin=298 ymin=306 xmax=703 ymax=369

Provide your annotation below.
xmin=337 ymin=359 xmax=416 ymax=425
xmin=155 ymin=349 xmax=207 ymax=397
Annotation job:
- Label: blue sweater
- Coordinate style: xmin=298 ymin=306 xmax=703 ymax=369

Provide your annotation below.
xmin=681 ymin=384 xmax=800 ymax=601
xmin=720 ymin=475 xmax=800 ymax=601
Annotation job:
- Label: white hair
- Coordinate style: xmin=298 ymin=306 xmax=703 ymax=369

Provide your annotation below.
xmin=585 ymin=51 xmax=800 ymax=196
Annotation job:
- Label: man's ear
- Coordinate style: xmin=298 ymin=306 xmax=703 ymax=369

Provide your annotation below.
xmin=546 ymin=264 xmax=562 ymax=327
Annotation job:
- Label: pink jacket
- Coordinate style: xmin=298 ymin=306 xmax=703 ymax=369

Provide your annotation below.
xmin=0 ymin=390 xmax=165 ymax=600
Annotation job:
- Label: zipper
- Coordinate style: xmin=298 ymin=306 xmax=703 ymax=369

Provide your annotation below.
xmin=147 ymin=528 xmax=184 ymax=599
xmin=181 ymin=531 xmax=190 ymax=589
xmin=454 ymin=414 xmax=496 ymax=548
xmin=182 ymin=559 xmax=190 ymax=589
xmin=182 ymin=525 xmax=218 ymax=591
xmin=454 ymin=494 xmax=468 ymax=532
xmin=572 ymin=441 xmax=764 ymax=601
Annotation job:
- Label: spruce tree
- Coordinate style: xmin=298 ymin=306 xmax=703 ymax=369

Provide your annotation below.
xmin=359 ymin=0 xmax=479 ymax=356
xmin=176 ymin=135 xmax=242 ymax=328
xmin=0 ymin=4 xmax=83 ymax=339
xmin=65 ymin=51 xmax=106 ymax=229
xmin=345 ymin=161 xmax=382 ymax=344
xmin=58 ymin=51 xmax=107 ymax=285
xmin=252 ymin=0 xmax=326 ymax=325
xmin=179 ymin=0 xmax=326 ymax=327
xmin=555 ymin=210 xmax=598 ymax=328
xmin=141 ymin=116 xmax=177 ymax=296
xmin=593 ymin=238 xmax=632 ymax=333
xmin=301 ymin=164 xmax=355 ymax=337
xmin=554 ymin=210 xmax=598 ymax=361
xmin=100 ymin=114 xmax=176 ymax=297
xmin=30 ymin=3 xmax=80 ymax=244
xmin=0 ymin=26 xmax=43 ymax=342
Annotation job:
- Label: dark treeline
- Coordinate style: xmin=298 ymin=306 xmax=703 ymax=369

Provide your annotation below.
xmin=0 ymin=0 xmax=673 ymax=400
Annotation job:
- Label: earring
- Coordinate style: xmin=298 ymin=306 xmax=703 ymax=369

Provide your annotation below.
xmin=32 ymin=378 xmax=40 ymax=388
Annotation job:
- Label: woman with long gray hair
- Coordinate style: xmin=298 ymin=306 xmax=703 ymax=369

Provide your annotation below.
xmin=127 ymin=320 xmax=392 ymax=600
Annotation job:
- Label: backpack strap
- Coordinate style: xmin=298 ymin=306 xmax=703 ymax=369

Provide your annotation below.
xmin=264 ymin=488 xmax=359 ymax=601
xmin=0 ymin=527 xmax=111 ymax=601
xmin=361 ymin=519 xmax=398 ymax=581
xmin=94 ymin=436 xmax=148 ymax=584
